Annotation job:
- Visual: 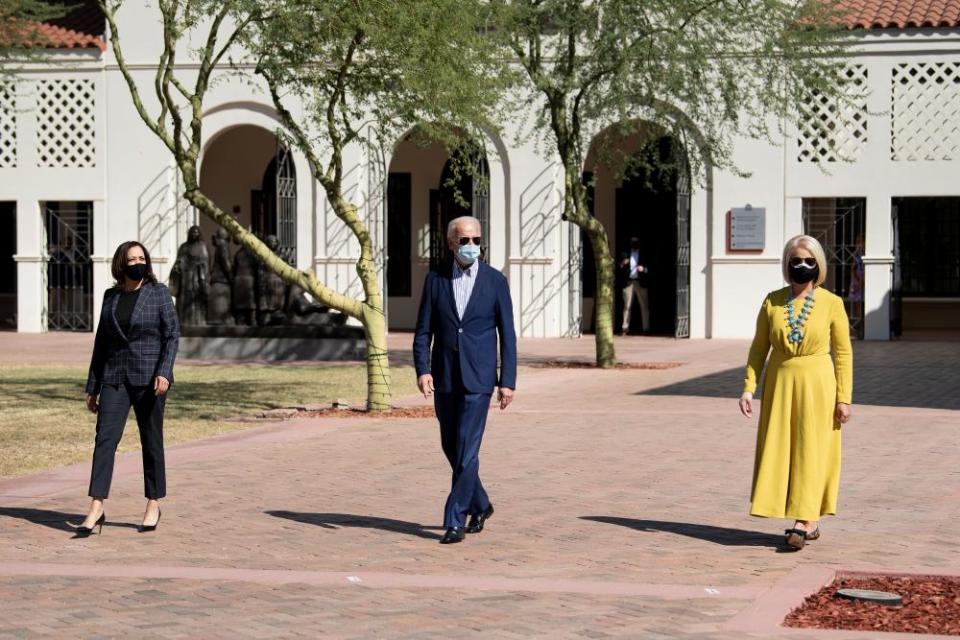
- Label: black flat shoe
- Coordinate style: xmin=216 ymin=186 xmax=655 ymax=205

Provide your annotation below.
xmin=784 ymin=527 xmax=806 ymax=550
xmin=440 ymin=527 xmax=465 ymax=544
xmin=466 ymin=504 xmax=494 ymax=534
xmin=138 ymin=509 xmax=161 ymax=533
xmin=74 ymin=513 xmax=105 ymax=538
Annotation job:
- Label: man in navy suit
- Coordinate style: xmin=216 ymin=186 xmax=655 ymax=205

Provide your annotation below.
xmin=413 ymin=216 xmax=517 ymax=544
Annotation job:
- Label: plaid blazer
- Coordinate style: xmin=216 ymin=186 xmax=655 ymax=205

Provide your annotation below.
xmin=85 ymin=282 xmax=180 ymax=395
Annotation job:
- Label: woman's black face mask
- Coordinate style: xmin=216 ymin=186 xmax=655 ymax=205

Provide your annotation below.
xmin=789 ymin=261 xmax=818 ymax=284
xmin=124 ymin=263 xmax=148 ymax=281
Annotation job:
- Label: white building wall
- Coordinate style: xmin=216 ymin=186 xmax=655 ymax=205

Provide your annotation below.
xmin=4 ymin=7 xmax=960 ymax=340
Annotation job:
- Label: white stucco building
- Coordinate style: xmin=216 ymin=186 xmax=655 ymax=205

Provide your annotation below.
xmin=2 ymin=1 xmax=958 ymax=341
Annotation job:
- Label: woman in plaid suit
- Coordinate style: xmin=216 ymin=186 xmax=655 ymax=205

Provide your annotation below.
xmin=76 ymin=241 xmax=180 ymax=537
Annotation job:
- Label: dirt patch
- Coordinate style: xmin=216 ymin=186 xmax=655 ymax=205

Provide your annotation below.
xmin=243 ymin=405 xmax=437 ymax=420
xmin=297 ymin=406 xmax=437 ymax=419
xmin=527 ymin=361 xmax=684 ymax=370
xmin=784 ymin=573 xmax=960 ymax=636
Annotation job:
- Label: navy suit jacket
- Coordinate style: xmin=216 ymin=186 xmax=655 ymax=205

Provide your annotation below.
xmin=85 ymin=282 xmax=180 ymax=395
xmin=413 ymin=259 xmax=517 ymax=394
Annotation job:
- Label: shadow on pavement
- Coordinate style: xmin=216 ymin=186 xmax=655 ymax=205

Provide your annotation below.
xmin=635 ymin=340 xmax=960 ymax=411
xmin=266 ymin=510 xmax=444 ymax=540
xmin=0 ymin=507 xmax=138 ymax=533
xmin=581 ymin=516 xmax=785 ymax=548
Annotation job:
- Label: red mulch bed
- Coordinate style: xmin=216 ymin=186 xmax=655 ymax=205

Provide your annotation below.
xmin=784 ymin=573 xmax=960 ymax=636
xmin=527 ymin=360 xmax=683 ymax=370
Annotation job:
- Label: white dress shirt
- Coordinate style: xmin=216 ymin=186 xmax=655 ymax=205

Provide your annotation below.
xmin=452 ymin=258 xmax=479 ymax=319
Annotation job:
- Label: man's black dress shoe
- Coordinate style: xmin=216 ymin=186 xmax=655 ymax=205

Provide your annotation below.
xmin=466 ymin=504 xmax=494 ymax=534
xmin=440 ymin=527 xmax=465 ymax=544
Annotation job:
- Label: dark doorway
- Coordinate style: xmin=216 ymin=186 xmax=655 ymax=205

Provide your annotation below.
xmin=892 ymin=197 xmax=960 ymax=338
xmin=44 ymin=202 xmax=93 ymax=332
xmin=614 ymin=136 xmax=681 ymax=336
xmin=387 ymin=172 xmax=412 ymax=297
xmin=0 ymin=202 xmax=15 ymax=330
xmin=429 ymin=154 xmax=490 ymax=268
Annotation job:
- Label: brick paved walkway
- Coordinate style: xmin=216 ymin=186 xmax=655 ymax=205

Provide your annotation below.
xmin=0 ymin=334 xmax=957 ymax=638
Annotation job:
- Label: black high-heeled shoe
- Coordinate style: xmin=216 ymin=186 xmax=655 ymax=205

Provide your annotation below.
xmin=74 ymin=513 xmax=105 ymax=538
xmin=138 ymin=509 xmax=161 ymax=533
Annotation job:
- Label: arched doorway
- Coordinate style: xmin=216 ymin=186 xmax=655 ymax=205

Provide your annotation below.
xmin=429 ymin=152 xmax=490 ymax=267
xmin=385 ymin=130 xmax=490 ymax=329
xmin=198 ymin=124 xmax=297 ymax=263
xmin=581 ymin=123 xmax=690 ymax=337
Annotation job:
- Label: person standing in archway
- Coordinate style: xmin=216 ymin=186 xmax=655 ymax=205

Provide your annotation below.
xmin=619 ymin=236 xmax=650 ymax=334
xmin=413 ymin=216 xmax=517 ymax=545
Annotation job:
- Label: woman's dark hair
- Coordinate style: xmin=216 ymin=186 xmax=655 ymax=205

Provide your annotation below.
xmin=111 ymin=241 xmax=157 ymax=287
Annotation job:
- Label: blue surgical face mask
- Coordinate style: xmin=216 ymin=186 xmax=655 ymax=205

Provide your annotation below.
xmin=457 ymin=243 xmax=481 ymax=265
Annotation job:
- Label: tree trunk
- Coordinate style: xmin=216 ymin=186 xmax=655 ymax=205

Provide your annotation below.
xmin=183 ymin=186 xmax=396 ymax=409
xmin=329 ymin=197 xmax=393 ymax=411
xmin=361 ymin=304 xmax=392 ymax=411
xmin=565 ymin=160 xmax=617 ymax=368
xmin=584 ymin=223 xmax=617 ymax=368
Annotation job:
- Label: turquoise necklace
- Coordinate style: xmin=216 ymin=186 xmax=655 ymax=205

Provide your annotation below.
xmin=785 ymin=289 xmax=815 ymax=344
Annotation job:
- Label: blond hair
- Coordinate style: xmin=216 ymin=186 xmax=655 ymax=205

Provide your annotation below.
xmin=782 ymin=235 xmax=827 ymax=287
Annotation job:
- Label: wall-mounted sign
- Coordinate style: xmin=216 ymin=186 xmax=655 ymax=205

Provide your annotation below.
xmin=727 ymin=206 xmax=766 ymax=252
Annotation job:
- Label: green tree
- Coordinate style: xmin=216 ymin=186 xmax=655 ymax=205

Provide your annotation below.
xmin=493 ymin=0 xmax=853 ymax=364
xmin=97 ymin=0 xmax=499 ymax=410
xmin=245 ymin=0 xmax=503 ymax=409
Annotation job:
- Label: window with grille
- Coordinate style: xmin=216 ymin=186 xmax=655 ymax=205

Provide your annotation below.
xmin=802 ymin=198 xmax=866 ymax=339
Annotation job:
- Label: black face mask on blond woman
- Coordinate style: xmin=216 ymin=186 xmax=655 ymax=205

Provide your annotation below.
xmin=789 ymin=258 xmax=818 ymax=285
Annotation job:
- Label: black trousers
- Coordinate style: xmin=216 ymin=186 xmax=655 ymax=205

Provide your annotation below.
xmin=88 ymin=382 xmax=167 ymax=500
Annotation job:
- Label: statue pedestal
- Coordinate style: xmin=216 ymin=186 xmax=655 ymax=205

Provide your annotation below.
xmin=179 ymin=325 xmax=367 ymax=361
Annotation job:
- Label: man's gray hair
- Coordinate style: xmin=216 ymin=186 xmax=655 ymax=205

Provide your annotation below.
xmin=447 ymin=216 xmax=481 ymax=241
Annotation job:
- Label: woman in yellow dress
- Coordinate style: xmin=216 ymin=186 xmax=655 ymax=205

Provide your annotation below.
xmin=739 ymin=235 xmax=853 ymax=550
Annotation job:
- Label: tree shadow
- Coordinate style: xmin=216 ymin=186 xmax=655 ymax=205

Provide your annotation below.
xmin=581 ymin=516 xmax=786 ymax=549
xmin=0 ymin=507 xmax=138 ymax=533
xmin=266 ymin=510 xmax=444 ymax=541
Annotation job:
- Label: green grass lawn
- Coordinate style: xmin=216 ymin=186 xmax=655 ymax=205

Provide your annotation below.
xmin=0 ymin=363 xmax=418 ymax=479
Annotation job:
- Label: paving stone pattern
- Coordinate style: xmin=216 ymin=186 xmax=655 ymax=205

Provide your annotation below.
xmin=0 ymin=335 xmax=957 ymax=638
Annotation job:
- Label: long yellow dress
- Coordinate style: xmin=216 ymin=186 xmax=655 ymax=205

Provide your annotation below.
xmin=743 ymin=286 xmax=853 ymax=521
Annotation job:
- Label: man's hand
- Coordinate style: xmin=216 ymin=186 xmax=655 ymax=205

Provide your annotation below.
xmin=85 ymin=394 xmax=98 ymax=414
xmin=154 ymin=376 xmax=170 ymax=396
xmin=418 ymin=374 xmax=435 ymax=399
xmin=498 ymin=387 xmax=514 ymax=410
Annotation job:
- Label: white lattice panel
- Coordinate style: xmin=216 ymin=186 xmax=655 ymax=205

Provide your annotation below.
xmin=36 ymin=79 xmax=96 ymax=168
xmin=891 ymin=62 xmax=960 ymax=161
xmin=797 ymin=65 xmax=868 ymax=163
xmin=0 ymin=83 xmax=15 ymax=168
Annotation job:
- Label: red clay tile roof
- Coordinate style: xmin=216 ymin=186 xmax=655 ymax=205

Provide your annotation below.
xmin=837 ymin=0 xmax=960 ymax=29
xmin=30 ymin=21 xmax=105 ymax=50
xmin=7 ymin=0 xmax=105 ymax=51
